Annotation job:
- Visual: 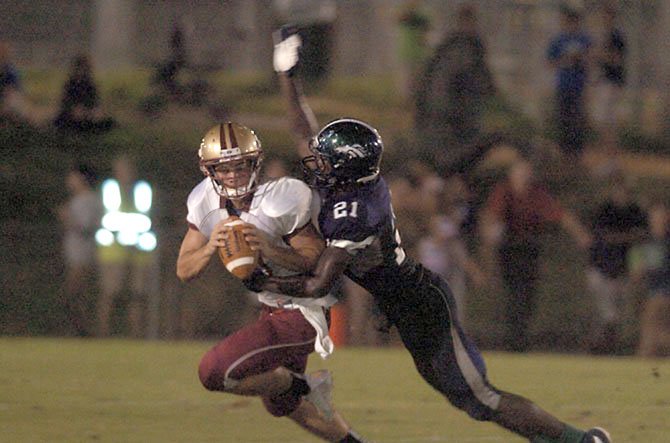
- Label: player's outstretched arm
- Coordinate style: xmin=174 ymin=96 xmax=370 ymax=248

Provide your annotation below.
xmin=274 ymin=25 xmax=319 ymax=159
xmin=253 ymin=246 xmax=351 ymax=298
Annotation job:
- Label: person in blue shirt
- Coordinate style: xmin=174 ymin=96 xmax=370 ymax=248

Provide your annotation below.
xmin=547 ymin=6 xmax=592 ymax=158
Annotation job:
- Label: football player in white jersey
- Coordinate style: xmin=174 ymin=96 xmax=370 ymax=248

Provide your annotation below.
xmin=176 ymin=122 xmax=367 ymax=443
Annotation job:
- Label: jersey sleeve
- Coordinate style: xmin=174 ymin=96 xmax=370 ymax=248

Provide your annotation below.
xmin=262 ymin=178 xmax=314 ymax=237
xmin=185 ymin=179 xmax=211 ymax=231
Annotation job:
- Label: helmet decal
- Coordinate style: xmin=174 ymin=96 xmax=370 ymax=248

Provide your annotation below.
xmin=303 ymin=118 xmax=383 ymax=188
xmin=334 ymin=145 xmax=366 ymax=158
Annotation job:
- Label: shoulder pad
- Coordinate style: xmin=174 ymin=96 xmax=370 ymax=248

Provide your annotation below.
xmin=186 ymin=178 xmax=211 ymax=210
xmin=256 ymin=177 xmax=311 ymax=218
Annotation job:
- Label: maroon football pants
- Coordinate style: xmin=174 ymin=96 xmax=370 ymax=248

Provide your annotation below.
xmin=198 ymin=307 xmax=316 ymax=416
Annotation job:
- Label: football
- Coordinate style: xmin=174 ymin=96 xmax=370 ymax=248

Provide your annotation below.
xmin=218 ymin=216 xmax=258 ymax=280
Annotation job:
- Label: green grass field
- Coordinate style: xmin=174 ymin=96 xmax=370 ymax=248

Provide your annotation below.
xmin=1 ymin=338 xmax=668 ymax=442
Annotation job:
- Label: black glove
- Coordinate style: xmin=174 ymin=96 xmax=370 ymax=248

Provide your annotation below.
xmin=242 ymin=265 xmax=271 ymax=293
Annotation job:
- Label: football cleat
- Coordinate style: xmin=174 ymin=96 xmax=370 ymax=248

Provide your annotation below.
xmin=304 ymin=369 xmax=334 ymax=419
xmin=585 ymin=427 xmax=611 ymax=443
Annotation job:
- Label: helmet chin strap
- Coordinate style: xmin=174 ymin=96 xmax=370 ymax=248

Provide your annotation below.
xmin=217 ymin=169 xmax=260 ymax=200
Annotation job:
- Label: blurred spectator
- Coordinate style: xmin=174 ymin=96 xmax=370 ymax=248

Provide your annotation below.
xmin=480 ymin=157 xmax=591 ymax=352
xmin=153 ymin=22 xmax=188 ymax=99
xmin=0 ymin=40 xmax=31 ymax=121
xmin=142 ymin=23 xmax=212 ymax=114
xmin=586 ymin=175 xmax=647 ymax=354
xmin=629 ymin=203 xmax=670 ymax=358
xmin=396 ymin=0 xmax=431 ymax=101
xmin=444 ymin=172 xmax=479 ymax=238
xmin=546 ymin=5 xmax=592 ymax=158
xmin=387 ymin=160 xmax=442 ymax=251
xmin=96 ymin=155 xmax=157 ymax=337
xmin=54 ymin=54 xmax=116 ymax=133
xmin=415 ymin=3 xmax=496 ymax=171
xmin=591 ymin=3 xmax=627 ymax=139
xmin=417 ymin=203 xmax=486 ymax=326
xmin=56 ymin=164 xmax=103 ymax=336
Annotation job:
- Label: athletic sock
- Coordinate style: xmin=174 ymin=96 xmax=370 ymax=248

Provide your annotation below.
xmin=287 ymin=372 xmax=310 ymax=397
xmin=339 ymin=429 xmax=366 ymax=443
xmin=532 ymin=425 xmax=586 ymax=443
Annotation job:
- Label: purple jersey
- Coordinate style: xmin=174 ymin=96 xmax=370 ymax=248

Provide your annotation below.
xmin=319 ymin=179 xmax=497 ymax=418
xmin=317 ymin=178 xmax=421 ymax=296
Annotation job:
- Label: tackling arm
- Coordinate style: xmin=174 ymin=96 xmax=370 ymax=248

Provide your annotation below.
xmin=242 ymin=221 xmax=324 ymax=273
xmin=259 ymin=246 xmax=352 ymax=298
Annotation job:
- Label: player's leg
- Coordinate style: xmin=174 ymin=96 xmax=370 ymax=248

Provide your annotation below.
xmin=403 ymin=270 xmax=609 ymax=442
xmin=259 ymin=309 xmax=367 ymax=442
xmin=289 ymin=399 xmax=368 ymax=443
xmin=197 ymin=308 xmax=314 ymax=394
xmin=198 ymin=307 xmax=366 ymax=442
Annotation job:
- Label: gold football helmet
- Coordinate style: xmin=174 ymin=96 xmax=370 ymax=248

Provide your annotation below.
xmin=198 ymin=122 xmax=263 ymax=199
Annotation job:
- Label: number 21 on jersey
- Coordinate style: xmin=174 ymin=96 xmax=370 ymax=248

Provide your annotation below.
xmin=333 ymin=201 xmax=359 ymax=219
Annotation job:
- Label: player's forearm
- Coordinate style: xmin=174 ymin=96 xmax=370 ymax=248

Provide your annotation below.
xmin=263 ymin=274 xmax=328 ymax=298
xmin=261 ymin=246 xmax=348 ymax=297
xmin=262 ymin=244 xmax=321 ymax=273
xmin=176 ymin=243 xmax=217 ymax=282
xmin=279 ymin=74 xmax=318 ymax=157
xmin=263 ymin=274 xmax=308 ymax=297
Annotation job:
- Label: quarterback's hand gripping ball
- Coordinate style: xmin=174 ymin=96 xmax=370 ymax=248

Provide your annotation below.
xmin=218 ymin=216 xmax=258 ymax=280
xmin=273 ymin=25 xmax=301 ymax=75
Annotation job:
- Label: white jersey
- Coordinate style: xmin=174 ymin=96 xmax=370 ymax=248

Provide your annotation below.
xmin=186 ymin=176 xmax=336 ymax=357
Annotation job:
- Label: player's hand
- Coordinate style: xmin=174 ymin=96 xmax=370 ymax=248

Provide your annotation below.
xmin=242 ymin=223 xmax=274 ymax=256
xmin=273 ymin=25 xmax=301 ymax=75
xmin=242 ymin=265 xmax=272 ymax=293
xmin=208 ymin=218 xmax=235 ymax=253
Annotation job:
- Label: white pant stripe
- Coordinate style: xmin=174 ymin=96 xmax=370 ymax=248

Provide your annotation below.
xmin=428 ymin=283 xmax=501 ymax=410
xmin=223 ymin=338 xmax=315 ymax=389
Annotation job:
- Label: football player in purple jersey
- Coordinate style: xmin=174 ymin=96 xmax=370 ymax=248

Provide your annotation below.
xmin=250 ymin=26 xmax=612 ymax=443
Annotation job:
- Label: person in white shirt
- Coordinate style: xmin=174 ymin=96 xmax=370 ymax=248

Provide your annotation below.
xmin=57 ymin=164 xmax=103 ymax=336
xmin=176 ymin=122 xmax=367 ymax=443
